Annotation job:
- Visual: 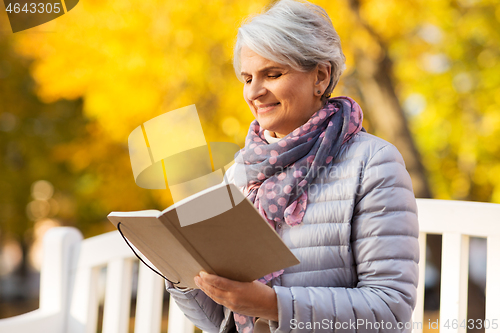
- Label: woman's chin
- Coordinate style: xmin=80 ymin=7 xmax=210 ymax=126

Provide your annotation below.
xmin=257 ymin=121 xmax=278 ymax=133
xmin=255 ymin=115 xmax=277 ymax=129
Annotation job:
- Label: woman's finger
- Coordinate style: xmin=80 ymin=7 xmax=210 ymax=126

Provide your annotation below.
xmin=195 ymin=275 xmax=228 ymax=300
xmin=198 ymin=271 xmax=238 ymax=291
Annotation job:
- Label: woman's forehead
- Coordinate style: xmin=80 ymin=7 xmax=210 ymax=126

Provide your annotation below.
xmin=240 ymin=46 xmax=288 ymax=75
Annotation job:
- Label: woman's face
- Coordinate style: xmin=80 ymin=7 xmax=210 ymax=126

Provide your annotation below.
xmin=240 ymin=46 xmax=324 ymax=138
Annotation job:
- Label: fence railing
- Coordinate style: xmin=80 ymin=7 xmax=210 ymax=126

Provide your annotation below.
xmin=414 ymin=199 xmax=500 ymax=333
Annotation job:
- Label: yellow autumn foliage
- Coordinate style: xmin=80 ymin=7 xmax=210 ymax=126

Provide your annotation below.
xmin=5 ymin=0 xmax=500 ymax=210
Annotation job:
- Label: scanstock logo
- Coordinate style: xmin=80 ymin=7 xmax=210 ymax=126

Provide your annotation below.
xmin=2 ymin=0 xmax=79 ymax=33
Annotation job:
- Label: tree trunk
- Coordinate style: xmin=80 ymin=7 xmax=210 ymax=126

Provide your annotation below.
xmin=346 ymin=0 xmax=432 ymax=199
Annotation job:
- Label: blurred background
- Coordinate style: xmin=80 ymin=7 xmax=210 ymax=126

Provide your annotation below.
xmin=0 ymin=0 xmax=499 ymax=331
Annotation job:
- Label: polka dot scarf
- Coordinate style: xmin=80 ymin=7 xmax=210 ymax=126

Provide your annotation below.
xmin=231 ymin=96 xmax=363 ymax=332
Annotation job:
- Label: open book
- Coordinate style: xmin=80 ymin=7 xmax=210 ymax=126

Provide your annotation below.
xmin=107 ymin=183 xmax=300 ymax=289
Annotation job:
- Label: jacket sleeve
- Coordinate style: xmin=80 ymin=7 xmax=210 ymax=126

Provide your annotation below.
xmin=165 ymin=280 xmax=225 ymax=332
xmin=270 ymin=144 xmax=420 ymax=333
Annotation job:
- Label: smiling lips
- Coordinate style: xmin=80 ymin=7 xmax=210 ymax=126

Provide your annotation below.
xmin=255 ymin=102 xmax=280 ymax=113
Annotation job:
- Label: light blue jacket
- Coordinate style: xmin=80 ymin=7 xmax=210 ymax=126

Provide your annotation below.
xmin=166 ymin=131 xmax=419 ymax=333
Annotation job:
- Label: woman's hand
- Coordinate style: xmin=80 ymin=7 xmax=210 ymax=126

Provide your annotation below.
xmin=194 ymin=271 xmax=279 ymax=322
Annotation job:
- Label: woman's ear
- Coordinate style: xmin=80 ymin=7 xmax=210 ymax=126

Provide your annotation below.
xmin=314 ymin=63 xmax=331 ymax=92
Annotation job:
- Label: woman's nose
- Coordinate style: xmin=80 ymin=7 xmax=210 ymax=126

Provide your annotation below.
xmin=246 ymin=81 xmax=267 ymax=101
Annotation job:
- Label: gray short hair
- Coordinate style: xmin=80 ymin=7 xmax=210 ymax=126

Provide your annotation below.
xmin=233 ymin=0 xmax=346 ymax=100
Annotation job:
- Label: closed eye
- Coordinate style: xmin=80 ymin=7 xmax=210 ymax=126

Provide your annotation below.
xmin=244 ymin=74 xmax=282 ymax=84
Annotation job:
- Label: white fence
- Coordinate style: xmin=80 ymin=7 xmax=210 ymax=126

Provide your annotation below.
xmin=414 ymin=199 xmax=500 ymax=333
xmin=0 ymin=227 xmax=194 ymax=333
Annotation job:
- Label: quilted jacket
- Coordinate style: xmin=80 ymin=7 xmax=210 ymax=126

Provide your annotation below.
xmin=166 ymin=131 xmax=419 ymax=333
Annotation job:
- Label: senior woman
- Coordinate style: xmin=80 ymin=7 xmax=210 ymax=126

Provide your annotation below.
xmin=166 ymin=0 xmax=419 ymax=332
